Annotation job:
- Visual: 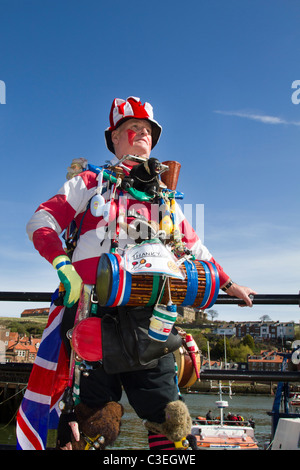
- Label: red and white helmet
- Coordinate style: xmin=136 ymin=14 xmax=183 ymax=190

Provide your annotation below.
xmin=105 ymin=96 xmax=162 ymax=153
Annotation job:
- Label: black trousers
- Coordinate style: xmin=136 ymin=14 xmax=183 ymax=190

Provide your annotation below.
xmin=61 ymin=304 xmax=181 ymax=424
xmin=80 ymin=353 xmax=179 ymax=423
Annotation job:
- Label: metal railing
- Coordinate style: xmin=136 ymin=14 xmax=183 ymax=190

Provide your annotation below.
xmin=1 ymin=291 xmax=300 ymax=383
xmin=1 ymin=291 xmax=300 ymax=305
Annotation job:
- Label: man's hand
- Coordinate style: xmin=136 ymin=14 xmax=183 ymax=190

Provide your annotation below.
xmin=52 ymin=255 xmax=83 ymax=307
xmin=225 ymin=283 xmax=257 ymax=307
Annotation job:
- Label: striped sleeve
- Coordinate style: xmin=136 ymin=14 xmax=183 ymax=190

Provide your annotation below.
xmin=26 ymin=171 xmax=97 ymax=264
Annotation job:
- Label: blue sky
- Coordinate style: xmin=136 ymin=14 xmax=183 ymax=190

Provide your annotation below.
xmin=1 ymin=0 xmax=300 ymax=322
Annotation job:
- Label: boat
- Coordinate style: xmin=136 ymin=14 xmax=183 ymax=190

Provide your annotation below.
xmin=268 ymin=387 xmax=300 ymax=449
xmin=190 ymin=384 xmax=258 ymax=450
xmin=289 ymin=393 xmax=300 ymax=411
xmin=195 ymin=414 xmax=255 ymax=429
xmin=267 ymin=341 xmax=300 ymax=449
xmin=270 ymin=417 xmax=300 ymax=450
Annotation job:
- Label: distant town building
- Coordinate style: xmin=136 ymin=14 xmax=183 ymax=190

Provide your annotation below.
xmin=235 ymin=321 xmax=295 ymax=341
xmin=0 ymin=325 xmax=10 ymax=346
xmin=201 ymin=350 xmax=290 ymax=372
xmin=176 ymin=307 xmax=207 ymax=323
xmin=0 ymin=326 xmax=10 ymax=362
xmin=21 ymin=308 xmax=49 ymax=318
xmin=236 ymin=322 xmax=261 ymax=339
xmin=247 ymin=350 xmax=285 ymax=371
xmin=201 ymin=358 xmax=238 ymax=370
xmin=212 ymin=324 xmax=236 ymax=337
xmin=0 ymin=326 xmax=41 ymax=363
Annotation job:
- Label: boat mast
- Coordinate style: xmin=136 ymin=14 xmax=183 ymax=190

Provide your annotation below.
xmin=216 ymin=382 xmax=229 ymax=426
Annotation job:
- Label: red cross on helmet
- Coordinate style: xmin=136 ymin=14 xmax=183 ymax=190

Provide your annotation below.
xmin=105 ymin=96 xmax=162 ymax=153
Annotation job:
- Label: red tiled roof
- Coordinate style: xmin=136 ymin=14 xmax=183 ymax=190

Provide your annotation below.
xmin=248 ymin=350 xmax=284 ymax=363
xmin=21 ymin=308 xmax=49 ymax=316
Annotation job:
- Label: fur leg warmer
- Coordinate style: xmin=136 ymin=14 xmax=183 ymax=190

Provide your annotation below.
xmin=144 ymin=400 xmax=192 ymax=449
xmin=72 ymin=401 xmax=124 ymax=450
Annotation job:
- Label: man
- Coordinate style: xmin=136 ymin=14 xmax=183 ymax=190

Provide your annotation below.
xmin=24 ymin=96 xmax=256 ymax=450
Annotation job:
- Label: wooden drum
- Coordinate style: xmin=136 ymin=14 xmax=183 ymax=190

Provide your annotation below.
xmin=174 ymin=346 xmax=201 ymax=388
xmin=96 ymin=253 xmax=219 ymax=309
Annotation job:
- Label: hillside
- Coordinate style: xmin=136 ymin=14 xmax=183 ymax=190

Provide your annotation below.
xmin=0 ymin=315 xmax=49 ymax=336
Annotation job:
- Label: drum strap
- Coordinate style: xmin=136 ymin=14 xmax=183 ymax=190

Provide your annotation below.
xmin=145 ymin=275 xmax=161 ymax=306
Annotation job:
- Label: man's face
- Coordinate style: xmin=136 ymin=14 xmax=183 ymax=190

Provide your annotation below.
xmin=111 ymin=119 xmax=152 ymax=161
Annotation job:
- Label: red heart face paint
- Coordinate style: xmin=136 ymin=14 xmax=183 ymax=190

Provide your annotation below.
xmin=127 ymin=129 xmax=136 ymax=146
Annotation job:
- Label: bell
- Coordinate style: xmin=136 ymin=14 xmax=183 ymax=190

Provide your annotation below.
xmin=159 ymin=215 xmax=173 ymax=237
xmin=102 ymin=199 xmax=117 ymax=223
xmin=90 ymin=194 xmax=106 ymax=217
xmin=90 ymin=170 xmax=106 ymax=217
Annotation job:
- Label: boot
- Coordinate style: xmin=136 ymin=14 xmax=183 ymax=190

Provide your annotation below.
xmin=72 ymin=401 xmax=124 ymax=450
xmin=144 ymin=400 xmax=192 ymax=450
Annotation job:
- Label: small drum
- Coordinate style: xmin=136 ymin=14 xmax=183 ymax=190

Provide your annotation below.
xmin=71 ymin=317 xmax=102 ymax=362
xmin=96 ymin=253 xmax=219 ymax=309
xmin=174 ymin=346 xmax=201 ymax=388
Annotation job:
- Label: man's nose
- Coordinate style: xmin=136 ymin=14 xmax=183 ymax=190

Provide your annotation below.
xmin=138 ymin=126 xmax=148 ymax=135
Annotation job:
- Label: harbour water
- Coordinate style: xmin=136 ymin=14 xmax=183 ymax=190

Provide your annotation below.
xmin=0 ymin=392 xmax=274 ymax=450
xmin=112 ymin=392 xmax=274 ymax=450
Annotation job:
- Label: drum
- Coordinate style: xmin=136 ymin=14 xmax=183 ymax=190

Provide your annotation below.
xmin=174 ymin=346 xmax=201 ymax=388
xmin=96 ymin=253 xmax=219 ymax=309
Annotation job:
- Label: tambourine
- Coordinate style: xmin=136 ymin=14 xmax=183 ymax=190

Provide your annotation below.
xmin=174 ymin=345 xmax=201 ymax=388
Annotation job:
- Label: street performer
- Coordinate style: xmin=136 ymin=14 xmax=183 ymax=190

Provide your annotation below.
xmin=21 ymin=96 xmax=256 ymax=450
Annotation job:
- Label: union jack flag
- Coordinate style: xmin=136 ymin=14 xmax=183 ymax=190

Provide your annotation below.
xmin=16 ymin=291 xmax=69 ymax=450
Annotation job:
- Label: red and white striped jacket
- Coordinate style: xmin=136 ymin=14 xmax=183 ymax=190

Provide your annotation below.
xmin=26 ymin=167 xmax=230 ymax=287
